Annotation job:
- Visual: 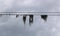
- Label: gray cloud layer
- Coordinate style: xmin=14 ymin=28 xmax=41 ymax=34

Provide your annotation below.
xmin=0 ymin=0 xmax=60 ymax=12
xmin=0 ymin=0 xmax=60 ymax=36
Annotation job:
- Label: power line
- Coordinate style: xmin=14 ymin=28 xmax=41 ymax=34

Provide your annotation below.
xmin=0 ymin=12 xmax=60 ymax=16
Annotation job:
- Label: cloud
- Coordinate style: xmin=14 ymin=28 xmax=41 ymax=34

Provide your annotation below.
xmin=5 ymin=0 xmax=60 ymax=12
xmin=0 ymin=0 xmax=14 ymax=12
xmin=0 ymin=0 xmax=60 ymax=36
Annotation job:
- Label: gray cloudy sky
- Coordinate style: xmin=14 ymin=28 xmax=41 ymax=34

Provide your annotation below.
xmin=0 ymin=0 xmax=60 ymax=36
xmin=0 ymin=0 xmax=60 ymax=12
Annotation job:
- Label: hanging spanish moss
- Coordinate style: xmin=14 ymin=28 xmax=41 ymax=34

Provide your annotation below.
xmin=16 ymin=15 xmax=19 ymax=18
xmin=41 ymin=15 xmax=48 ymax=21
xmin=29 ymin=15 xmax=33 ymax=26
xmin=23 ymin=15 xmax=27 ymax=24
xmin=0 ymin=14 xmax=2 ymax=17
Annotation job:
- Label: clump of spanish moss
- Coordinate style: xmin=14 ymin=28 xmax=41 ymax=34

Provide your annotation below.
xmin=0 ymin=14 xmax=2 ymax=17
xmin=29 ymin=15 xmax=33 ymax=26
xmin=16 ymin=15 xmax=19 ymax=18
xmin=41 ymin=15 xmax=48 ymax=21
xmin=23 ymin=15 xmax=27 ymax=24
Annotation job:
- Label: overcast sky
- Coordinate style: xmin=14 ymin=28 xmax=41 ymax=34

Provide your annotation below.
xmin=0 ymin=0 xmax=60 ymax=36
